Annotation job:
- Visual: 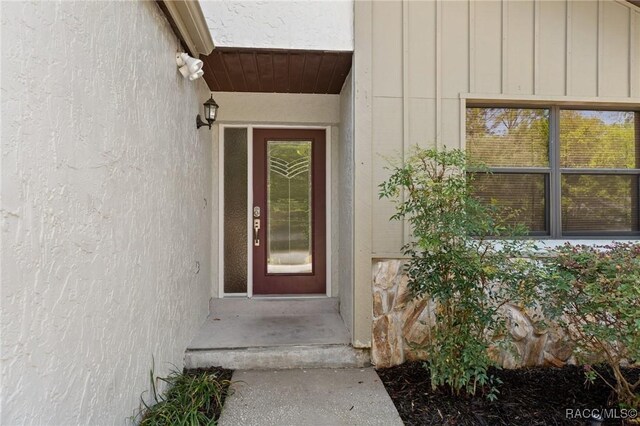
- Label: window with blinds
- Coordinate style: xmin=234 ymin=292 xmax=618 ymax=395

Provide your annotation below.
xmin=467 ymin=106 xmax=640 ymax=237
xmin=467 ymin=107 xmax=551 ymax=235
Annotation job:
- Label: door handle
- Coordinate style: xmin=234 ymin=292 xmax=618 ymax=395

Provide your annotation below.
xmin=253 ymin=218 xmax=261 ymax=246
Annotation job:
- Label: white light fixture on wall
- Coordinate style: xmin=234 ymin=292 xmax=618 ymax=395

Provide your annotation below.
xmin=176 ymin=52 xmax=204 ymax=81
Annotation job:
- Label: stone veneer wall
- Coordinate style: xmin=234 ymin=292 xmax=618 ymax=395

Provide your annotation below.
xmin=372 ymin=259 xmax=575 ymax=369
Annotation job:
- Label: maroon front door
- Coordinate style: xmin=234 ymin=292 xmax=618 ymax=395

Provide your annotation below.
xmin=252 ymin=128 xmax=326 ymax=294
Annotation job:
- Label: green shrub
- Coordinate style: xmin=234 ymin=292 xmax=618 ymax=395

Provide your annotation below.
xmin=379 ymin=146 xmax=537 ymax=398
xmin=537 ymin=243 xmax=640 ymax=408
xmin=137 ymin=367 xmax=233 ymax=426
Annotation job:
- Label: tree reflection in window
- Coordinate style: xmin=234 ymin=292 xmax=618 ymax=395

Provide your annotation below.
xmin=467 ymin=106 xmax=639 ymax=237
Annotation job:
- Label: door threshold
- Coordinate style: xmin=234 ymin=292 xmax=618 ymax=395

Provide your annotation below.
xmin=250 ymin=294 xmax=329 ymax=300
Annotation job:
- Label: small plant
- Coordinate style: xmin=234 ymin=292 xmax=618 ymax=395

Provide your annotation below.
xmin=537 ymin=243 xmax=640 ymax=409
xmin=136 ymin=366 xmax=233 ymax=426
xmin=379 ymin=146 xmax=537 ymax=398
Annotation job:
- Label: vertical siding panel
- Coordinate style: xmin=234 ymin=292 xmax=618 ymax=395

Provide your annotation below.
xmin=632 ymin=11 xmax=640 ymax=97
xmin=474 ymin=0 xmax=503 ymax=94
xmin=598 ymin=0 xmax=604 ymax=96
xmin=409 ymin=98 xmax=437 ymax=148
xmin=505 ymin=0 xmax=535 ymax=94
xmin=538 ymin=0 xmax=567 ymax=95
xmin=469 ymin=0 xmax=475 ymax=93
xmin=566 ymin=0 xmax=572 ymax=96
xmin=441 ymin=99 xmax=462 ymax=150
xmin=600 ymin=1 xmax=631 ymax=97
xmin=502 ymin=0 xmax=508 ymax=93
xmin=436 ymin=0 xmax=442 ymax=147
xmin=372 ymin=0 xmax=403 ymax=97
xmin=408 ymin=0 xmax=436 ymax=98
xmin=441 ymin=0 xmax=469 ymax=98
xmin=569 ymin=1 xmax=598 ymax=96
xmin=534 ymin=0 xmax=540 ymax=94
xmin=402 ymin=0 xmax=410 ymax=246
xmin=372 ymin=98 xmax=404 ymax=254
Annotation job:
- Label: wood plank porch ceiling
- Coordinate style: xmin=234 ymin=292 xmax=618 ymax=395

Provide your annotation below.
xmin=202 ymin=48 xmax=353 ymax=94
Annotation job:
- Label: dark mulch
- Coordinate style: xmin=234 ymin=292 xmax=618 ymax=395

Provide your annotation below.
xmin=377 ymin=362 xmax=640 ymax=426
xmin=184 ymin=366 xmax=233 ymax=383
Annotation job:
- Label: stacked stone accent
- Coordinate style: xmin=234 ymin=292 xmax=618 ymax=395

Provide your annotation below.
xmin=371 ymin=259 xmax=576 ymax=369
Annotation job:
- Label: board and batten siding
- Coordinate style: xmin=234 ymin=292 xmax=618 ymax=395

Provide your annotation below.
xmin=362 ymin=0 xmax=640 ymax=257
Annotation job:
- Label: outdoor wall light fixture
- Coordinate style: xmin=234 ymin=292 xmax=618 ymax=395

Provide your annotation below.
xmin=176 ymin=52 xmax=204 ymax=81
xmin=196 ymin=95 xmax=219 ymax=129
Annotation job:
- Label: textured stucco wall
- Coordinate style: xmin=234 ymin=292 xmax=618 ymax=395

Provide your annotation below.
xmin=201 ymin=0 xmax=353 ymax=51
xmin=1 ymin=2 xmax=211 ymax=424
xmin=338 ymin=71 xmax=355 ymax=336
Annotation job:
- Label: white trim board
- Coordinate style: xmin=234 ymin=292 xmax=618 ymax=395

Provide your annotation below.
xmin=218 ymin=124 xmax=333 ymax=298
xmin=217 ymin=124 xmax=224 ymax=299
xmin=461 ymin=93 xmax=640 ymax=107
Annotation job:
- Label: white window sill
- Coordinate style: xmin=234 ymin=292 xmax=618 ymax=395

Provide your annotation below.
xmin=488 ymin=239 xmax=638 ymax=254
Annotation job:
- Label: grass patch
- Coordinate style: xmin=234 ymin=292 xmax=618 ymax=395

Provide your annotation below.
xmin=137 ymin=367 xmax=233 ymax=426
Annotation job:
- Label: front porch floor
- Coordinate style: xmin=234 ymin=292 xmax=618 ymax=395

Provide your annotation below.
xmin=185 ymin=297 xmax=369 ymax=369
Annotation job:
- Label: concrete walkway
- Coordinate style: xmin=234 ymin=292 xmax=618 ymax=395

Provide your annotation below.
xmin=219 ymin=368 xmax=404 ymax=426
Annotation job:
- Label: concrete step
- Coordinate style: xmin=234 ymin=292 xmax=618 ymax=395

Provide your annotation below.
xmin=185 ymin=297 xmax=369 ymax=370
xmin=185 ymin=344 xmax=370 ymax=370
xmin=189 ymin=312 xmax=351 ymax=350
xmin=209 ymin=297 xmax=339 ymax=317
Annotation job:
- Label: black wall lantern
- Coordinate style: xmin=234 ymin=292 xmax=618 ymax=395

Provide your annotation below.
xmin=196 ymin=95 xmax=219 ymax=129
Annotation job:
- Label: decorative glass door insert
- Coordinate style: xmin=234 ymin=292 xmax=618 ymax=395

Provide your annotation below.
xmin=267 ymin=141 xmax=313 ymax=274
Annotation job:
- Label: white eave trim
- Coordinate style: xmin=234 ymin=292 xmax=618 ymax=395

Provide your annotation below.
xmin=162 ymin=0 xmax=215 ymax=57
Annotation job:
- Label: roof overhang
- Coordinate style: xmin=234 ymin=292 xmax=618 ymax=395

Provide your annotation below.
xmin=158 ymin=0 xmax=214 ymax=57
xmin=201 ymin=48 xmax=353 ymax=94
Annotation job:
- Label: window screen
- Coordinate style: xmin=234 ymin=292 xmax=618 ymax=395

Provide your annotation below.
xmin=467 ymin=107 xmax=551 ymax=236
xmin=471 ymin=173 xmax=548 ymax=233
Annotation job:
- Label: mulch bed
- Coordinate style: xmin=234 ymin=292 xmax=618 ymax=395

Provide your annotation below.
xmin=185 ymin=366 xmax=233 ymax=382
xmin=377 ymin=362 xmax=640 ymax=425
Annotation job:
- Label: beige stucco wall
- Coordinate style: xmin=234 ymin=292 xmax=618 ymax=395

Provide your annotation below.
xmin=353 ymin=0 xmax=640 ymax=346
xmin=210 ymin=92 xmax=342 ymax=299
xmin=1 ymin=2 xmax=212 ymax=423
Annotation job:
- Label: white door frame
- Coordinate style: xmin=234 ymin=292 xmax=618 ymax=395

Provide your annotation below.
xmin=218 ymin=124 xmax=332 ymax=298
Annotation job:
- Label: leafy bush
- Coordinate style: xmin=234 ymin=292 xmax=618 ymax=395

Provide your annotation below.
xmin=537 ymin=243 xmax=640 ymax=408
xmin=137 ymin=367 xmax=233 ymax=426
xmin=379 ymin=147 xmax=537 ymax=398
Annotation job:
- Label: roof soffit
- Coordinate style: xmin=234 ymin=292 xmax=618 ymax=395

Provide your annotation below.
xmin=160 ymin=0 xmax=215 ymax=57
